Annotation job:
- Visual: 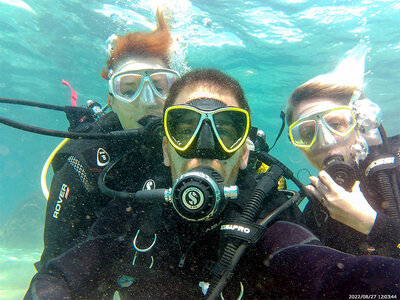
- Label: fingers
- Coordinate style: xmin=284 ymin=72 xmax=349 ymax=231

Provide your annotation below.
xmin=306 ymin=184 xmax=325 ymax=205
xmin=351 ymin=180 xmax=361 ymax=193
xmin=317 ymin=171 xmax=341 ymax=191
xmin=310 ymin=174 xmax=330 ymax=196
xmin=308 ymin=173 xmax=336 ymax=207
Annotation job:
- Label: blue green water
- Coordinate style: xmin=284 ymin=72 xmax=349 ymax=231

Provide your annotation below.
xmin=0 ymin=0 xmax=399 ymax=298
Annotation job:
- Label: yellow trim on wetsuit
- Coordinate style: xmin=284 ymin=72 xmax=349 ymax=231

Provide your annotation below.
xmin=256 ymin=162 xmax=286 ymax=190
xmin=41 ymin=138 xmax=70 ymax=200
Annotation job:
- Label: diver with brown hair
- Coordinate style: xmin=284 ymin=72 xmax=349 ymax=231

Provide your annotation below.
xmin=286 ymin=45 xmax=400 ymax=258
xmin=38 ymin=9 xmax=181 ymax=268
xmin=25 ymin=68 xmax=400 ymax=299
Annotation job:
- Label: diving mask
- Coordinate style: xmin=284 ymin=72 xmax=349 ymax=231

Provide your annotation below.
xmin=164 ymin=99 xmax=250 ymax=160
xmin=109 ymin=68 xmax=180 ymax=103
xmin=289 ymin=106 xmax=357 ymax=149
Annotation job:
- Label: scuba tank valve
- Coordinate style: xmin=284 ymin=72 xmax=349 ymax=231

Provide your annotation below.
xmin=87 ymin=100 xmax=105 ymax=119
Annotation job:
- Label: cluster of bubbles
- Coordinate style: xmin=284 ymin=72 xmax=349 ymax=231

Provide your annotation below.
xmin=99 ymin=0 xmax=219 ymax=75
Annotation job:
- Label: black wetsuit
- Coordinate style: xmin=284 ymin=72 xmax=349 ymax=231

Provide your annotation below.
xmin=25 ymin=167 xmax=400 ymax=299
xmin=26 ymin=165 xmax=307 ymax=299
xmin=303 ymin=134 xmax=400 ymax=258
xmin=39 ymin=112 xmax=167 ymax=267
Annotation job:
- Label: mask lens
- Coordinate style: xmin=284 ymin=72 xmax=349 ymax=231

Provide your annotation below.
xmin=213 ymin=110 xmax=248 ymax=151
xmin=323 ymin=108 xmax=356 ymax=136
xmin=150 ymin=72 xmax=179 ymax=98
xmin=290 ymin=119 xmax=317 ymax=147
xmin=114 ymin=73 xmax=142 ymax=100
xmin=166 ymin=108 xmax=201 ymax=150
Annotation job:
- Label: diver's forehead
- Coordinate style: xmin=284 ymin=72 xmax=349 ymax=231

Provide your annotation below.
xmin=187 ymin=98 xmax=227 ymax=110
xmin=294 ymin=98 xmax=343 ymax=120
xmin=174 ymin=86 xmax=238 ymax=107
xmin=115 ymin=57 xmax=166 ymax=73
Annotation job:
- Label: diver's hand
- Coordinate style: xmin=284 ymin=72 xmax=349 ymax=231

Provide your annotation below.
xmin=306 ymin=171 xmax=377 ymax=235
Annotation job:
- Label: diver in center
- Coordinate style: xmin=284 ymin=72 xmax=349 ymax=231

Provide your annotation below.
xmin=25 ymin=69 xmax=400 ymax=299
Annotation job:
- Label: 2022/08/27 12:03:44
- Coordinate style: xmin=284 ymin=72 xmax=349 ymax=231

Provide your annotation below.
xmin=349 ymin=295 xmax=398 ymax=299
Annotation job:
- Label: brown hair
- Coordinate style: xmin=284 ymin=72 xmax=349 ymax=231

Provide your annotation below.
xmin=286 ymin=82 xmax=361 ymax=124
xmin=164 ymin=68 xmax=250 ymax=114
xmin=101 ymin=9 xmax=172 ymax=80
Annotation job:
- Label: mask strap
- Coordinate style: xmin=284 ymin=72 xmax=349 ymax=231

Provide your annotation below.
xmin=108 ymin=69 xmax=113 ymax=79
xmin=349 ymin=89 xmax=362 ymax=106
xmin=269 ymin=111 xmax=286 ymax=151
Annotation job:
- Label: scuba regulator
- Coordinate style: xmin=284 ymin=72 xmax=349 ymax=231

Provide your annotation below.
xmin=99 ymin=161 xmax=239 ymax=222
xmin=320 ymin=96 xmax=383 ymax=192
xmin=323 ymin=155 xmax=359 ymax=192
xmin=165 ymin=168 xmax=238 ymax=221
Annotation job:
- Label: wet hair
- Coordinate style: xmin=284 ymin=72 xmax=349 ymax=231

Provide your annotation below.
xmin=101 ymin=9 xmax=172 ymax=80
xmin=164 ymin=68 xmax=250 ymax=114
xmin=286 ymin=82 xmax=362 ymax=125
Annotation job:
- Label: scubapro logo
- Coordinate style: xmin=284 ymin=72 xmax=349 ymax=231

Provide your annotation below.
xmin=221 ymin=224 xmax=251 ymax=234
xmin=97 ymin=148 xmax=110 ymax=167
xmin=143 ymin=179 xmax=156 ymax=190
xmin=182 ymin=187 xmax=204 ymax=210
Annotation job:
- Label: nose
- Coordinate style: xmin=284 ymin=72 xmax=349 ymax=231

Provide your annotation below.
xmin=138 ymin=82 xmax=157 ymax=106
xmin=314 ymin=120 xmax=337 ymax=149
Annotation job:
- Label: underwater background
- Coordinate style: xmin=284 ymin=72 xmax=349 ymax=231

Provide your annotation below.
xmin=0 ymin=0 xmax=399 ymax=298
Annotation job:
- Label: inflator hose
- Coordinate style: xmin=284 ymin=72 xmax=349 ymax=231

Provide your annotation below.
xmin=257 ymin=151 xmax=312 ymax=198
xmin=0 ymin=97 xmax=145 ymax=139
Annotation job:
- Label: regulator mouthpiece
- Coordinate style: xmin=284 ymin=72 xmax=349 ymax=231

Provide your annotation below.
xmin=324 ymin=155 xmax=358 ymax=191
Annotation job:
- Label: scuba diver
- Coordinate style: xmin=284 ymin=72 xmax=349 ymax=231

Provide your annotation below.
xmin=25 ymin=69 xmax=400 ymax=300
xmin=286 ymin=46 xmax=400 ymax=258
xmin=35 ymin=10 xmax=181 ymax=267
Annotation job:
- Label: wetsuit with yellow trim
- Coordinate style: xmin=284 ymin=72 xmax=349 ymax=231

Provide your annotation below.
xmin=38 ymin=111 xmax=168 ymax=269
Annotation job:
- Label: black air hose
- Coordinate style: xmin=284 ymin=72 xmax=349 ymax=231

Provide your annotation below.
xmin=374 ymin=170 xmax=400 ymax=218
xmin=372 ymin=125 xmax=400 ymax=218
xmin=240 ymin=165 xmax=284 ymax=222
xmin=206 ymin=165 xmax=284 ymax=299
xmin=206 ymin=187 xmax=267 ymax=297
